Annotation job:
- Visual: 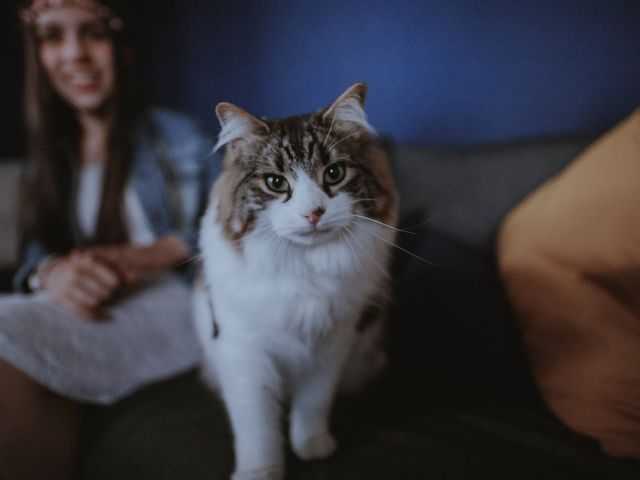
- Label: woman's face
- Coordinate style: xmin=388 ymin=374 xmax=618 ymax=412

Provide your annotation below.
xmin=35 ymin=7 xmax=115 ymax=114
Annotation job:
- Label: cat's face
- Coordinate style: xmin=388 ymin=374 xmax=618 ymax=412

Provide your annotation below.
xmin=213 ymin=83 xmax=396 ymax=246
xmin=228 ymin=117 xmax=377 ymax=246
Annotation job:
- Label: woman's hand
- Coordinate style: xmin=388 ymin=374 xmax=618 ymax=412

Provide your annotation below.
xmin=43 ymin=250 xmax=127 ymax=320
xmin=87 ymin=235 xmax=191 ymax=282
xmin=41 ymin=235 xmax=190 ymax=319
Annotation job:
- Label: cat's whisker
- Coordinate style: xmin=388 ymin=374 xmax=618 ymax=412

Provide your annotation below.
xmin=333 ymin=156 xmax=363 ymax=171
xmin=324 ymin=199 xmax=378 ymax=218
xmin=173 ymin=253 xmax=202 ymax=269
xmin=273 ymin=234 xmax=290 ymax=270
xmin=398 ymin=212 xmax=443 ymax=231
xmin=256 ymin=229 xmax=290 ymax=267
xmin=255 ymin=138 xmax=280 ymax=157
xmin=327 ymin=131 xmax=362 ymax=151
xmin=343 ymin=225 xmax=391 ymax=280
xmin=359 ymin=225 xmax=439 ymax=266
xmin=407 ymin=211 xmax=444 ymax=228
xmin=350 ymin=199 xmax=383 ymax=215
xmin=239 ymin=171 xmax=261 ymax=188
xmin=259 ymin=230 xmax=284 ymax=247
xmin=274 ymin=239 xmax=286 ymax=269
xmin=230 ymin=225 xmax=274 ymax=245
xmin=323 ymin=112 xmax=338 ymax=147
xmin=356 ymin=205 xmax=380 ymax=215
xmin=334 ymin=156 xmax=365 ymax=172
xmin=352 ymin=214 xmax=419 ymax=235
xmin=222 ymin=171 xmax=262 ymax=203
xmin=348 ymin=198 xmax=379 ymax=205
xmin=339 ymin=230 xmax=368 ymax=278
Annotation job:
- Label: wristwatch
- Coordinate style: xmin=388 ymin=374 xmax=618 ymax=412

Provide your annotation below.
xmin=27 ymin=255 xmax=58 ymax=292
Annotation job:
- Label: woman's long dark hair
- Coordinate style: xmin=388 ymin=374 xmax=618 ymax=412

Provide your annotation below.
xmin=19 ymin=0 xmax=142 ymax=255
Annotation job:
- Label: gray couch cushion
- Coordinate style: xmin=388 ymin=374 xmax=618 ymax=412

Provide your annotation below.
xmin=391 ymin=136 xmax=594 ymax=250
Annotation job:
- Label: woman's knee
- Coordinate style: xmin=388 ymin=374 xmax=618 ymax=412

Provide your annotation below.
xmin=0 ymin=357 xmax=82 ymax=479
xmin=0 ymin=356 xmax=42 ymax=411
xmin=0 ymin=355 xmax=81 ymax=423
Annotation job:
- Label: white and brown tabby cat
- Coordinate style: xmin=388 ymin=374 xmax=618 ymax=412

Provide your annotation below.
xmin=193 ymin=83 xmax=398 ymax=480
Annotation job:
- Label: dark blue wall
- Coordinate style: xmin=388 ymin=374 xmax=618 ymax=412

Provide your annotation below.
xmin=147 ymin=0 xmax=640 ymax=145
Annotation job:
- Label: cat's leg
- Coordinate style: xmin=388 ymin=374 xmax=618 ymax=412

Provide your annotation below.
xmin=289 ymin=374 xmax=338 ymax=460
xmin=289 ymin=335 xmax=352 ymax=460
xmin=216 ymin=346 xmax=285 ymax=480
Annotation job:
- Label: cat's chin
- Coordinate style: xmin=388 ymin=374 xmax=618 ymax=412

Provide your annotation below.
xmin=285 ymin=228 xmax=340 ymax=246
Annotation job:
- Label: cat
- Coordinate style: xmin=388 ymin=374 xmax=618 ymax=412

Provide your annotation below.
xmin=193 ymin=83 xmax=398 ymax=480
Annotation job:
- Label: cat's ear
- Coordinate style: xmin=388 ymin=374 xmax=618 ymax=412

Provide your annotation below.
xmin=322 ymin=82 xmax=375 ymax=136
xmin=214 ymin=102 xmax=270 ymax=152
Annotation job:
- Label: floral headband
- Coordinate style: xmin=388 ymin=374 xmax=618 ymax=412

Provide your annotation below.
xmin=20 ymin=0 xmax=124 ymax=31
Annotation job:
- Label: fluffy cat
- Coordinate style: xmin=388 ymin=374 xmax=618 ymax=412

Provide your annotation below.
xmin=193 ymin=83 xmax=398 ymax=480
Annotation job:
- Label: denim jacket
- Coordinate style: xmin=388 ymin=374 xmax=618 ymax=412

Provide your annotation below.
xmin=13 ymin=107 xmax=220 ymax=292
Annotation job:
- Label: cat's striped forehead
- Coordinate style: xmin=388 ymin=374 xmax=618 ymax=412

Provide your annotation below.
xmin=250 ymin=114 xmax=339 ymax=175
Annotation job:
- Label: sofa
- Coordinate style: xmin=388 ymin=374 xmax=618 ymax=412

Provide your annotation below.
xmin=1 ymin=135 xmax=639 ymax=479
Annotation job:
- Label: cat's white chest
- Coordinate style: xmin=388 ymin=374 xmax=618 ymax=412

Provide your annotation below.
xmin=199 ymin=203 xmax=389 ymax=341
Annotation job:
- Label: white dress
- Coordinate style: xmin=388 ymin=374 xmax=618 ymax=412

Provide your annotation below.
xmin=0 ymin=164 xmax=200 ymax=404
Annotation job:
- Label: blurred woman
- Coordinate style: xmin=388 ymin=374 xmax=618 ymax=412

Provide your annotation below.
xmin=0 ymin=1 xmax=218 ymax=478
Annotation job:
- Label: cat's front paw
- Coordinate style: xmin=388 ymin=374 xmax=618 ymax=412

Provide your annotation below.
xmin=231 ymin=465 xmax=284 ymax=480
xmin=292 ymin=433 xmax=337 ymax=460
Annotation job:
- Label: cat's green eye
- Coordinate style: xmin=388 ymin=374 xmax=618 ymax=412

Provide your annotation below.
xmin=324 ymin=163 xmax=346 ymax=186
xmin=265 ymin=174 xmax=289 ymax=193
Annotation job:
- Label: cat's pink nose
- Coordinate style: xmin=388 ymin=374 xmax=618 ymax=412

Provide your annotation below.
xmin=306 ymin=207 xmax=325 ymax=226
